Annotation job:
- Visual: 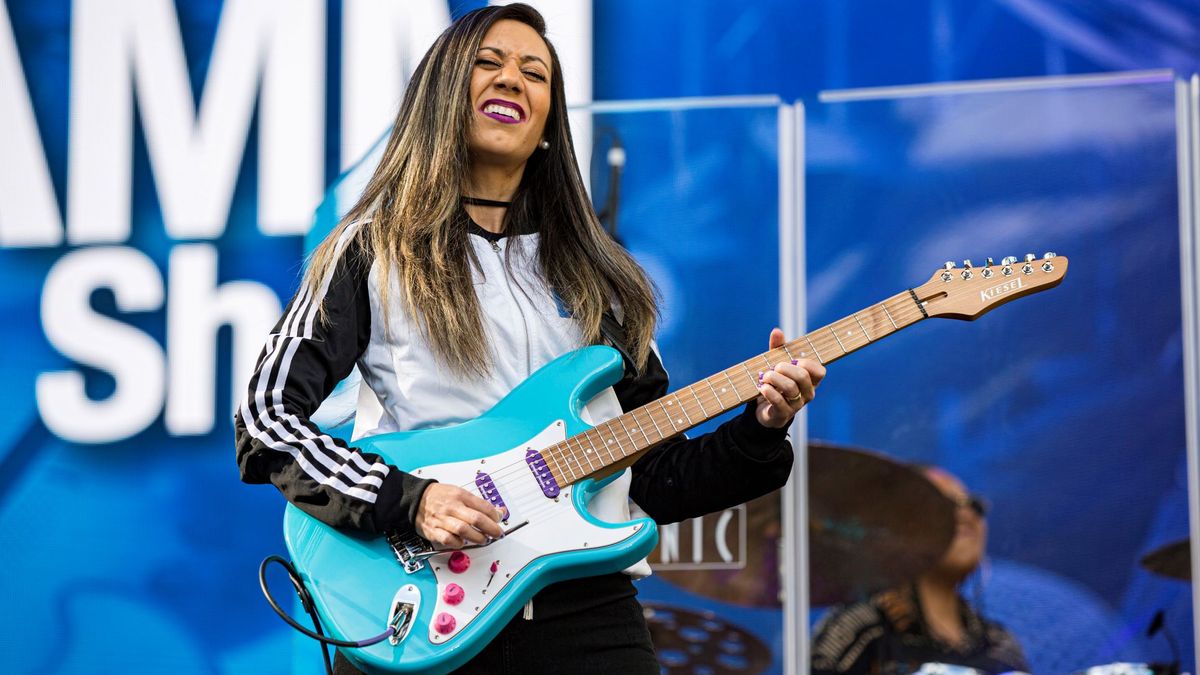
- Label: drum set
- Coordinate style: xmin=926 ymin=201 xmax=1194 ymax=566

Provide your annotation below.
xmin=639 ymin=441 xmax=1193 ymax=674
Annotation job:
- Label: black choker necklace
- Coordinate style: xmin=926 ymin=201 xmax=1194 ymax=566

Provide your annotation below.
xmin=461 ymin=196 xmax=512 ymax=208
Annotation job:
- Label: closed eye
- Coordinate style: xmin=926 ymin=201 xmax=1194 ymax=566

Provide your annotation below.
xmin=523 ymin=70 xmax=547 ymax=82
xmin=475 ymin=58 xmax=501 ymax=68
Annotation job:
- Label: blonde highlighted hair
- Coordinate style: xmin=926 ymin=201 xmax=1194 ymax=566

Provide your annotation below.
xmin=303 ymin=3 xmax=657 ymax=377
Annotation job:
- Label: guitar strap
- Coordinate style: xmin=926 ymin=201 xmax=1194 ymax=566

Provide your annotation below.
xmin=599 ymin=310 xmax=640 ymax=380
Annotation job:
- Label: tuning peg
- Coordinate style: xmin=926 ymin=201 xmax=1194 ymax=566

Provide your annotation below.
xmin=1043 ymin=252 xmax=1057 ymax=260
xmin=943 ymin=261 xmax=956 ymax=270
xmin=1024 ymin=253 xmax=1036 ymax=263
xmin=959 ymin=259 xmax=975 ymax=280
xmin=985 ymin=257 xmax=995 ymax=266
xmin=1001 ymin=256 xmax=1018 ymax=266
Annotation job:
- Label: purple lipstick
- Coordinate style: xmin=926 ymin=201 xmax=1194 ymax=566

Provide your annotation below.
xmin=480 ymin=98 xmax=524 ymax=124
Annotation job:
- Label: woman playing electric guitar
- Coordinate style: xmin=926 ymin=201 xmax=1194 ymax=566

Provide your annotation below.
xmin=234 ymin=5 xmax=825 ymax=673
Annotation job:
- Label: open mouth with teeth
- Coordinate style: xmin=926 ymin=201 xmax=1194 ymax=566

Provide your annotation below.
xmin=480 ymin=99 xmax=525 ymax=124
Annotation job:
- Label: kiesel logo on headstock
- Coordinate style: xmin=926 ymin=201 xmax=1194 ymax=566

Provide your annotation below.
xmin=980 ymin=277 xmax=1023 ymax=303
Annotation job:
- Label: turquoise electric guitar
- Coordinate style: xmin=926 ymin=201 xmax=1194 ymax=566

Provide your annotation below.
xmin=282 ymin=254 xmax=1068 ymax=673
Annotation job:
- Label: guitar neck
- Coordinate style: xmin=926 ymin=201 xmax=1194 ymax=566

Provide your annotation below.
xmin=545 ymin=289 xmax=929 ymax=486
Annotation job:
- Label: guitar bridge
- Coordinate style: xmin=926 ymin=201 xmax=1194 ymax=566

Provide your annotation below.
xmin=386 ymin=531 xmax=434 ymax=573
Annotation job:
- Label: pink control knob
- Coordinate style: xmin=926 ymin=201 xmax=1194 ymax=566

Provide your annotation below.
xmin=434 ymin=612 xmax=457 ymax=634
xmin=442 ymin=583 xmax=465 ymax=605
xmin=448 ymin=551 xmax=470 ymax=573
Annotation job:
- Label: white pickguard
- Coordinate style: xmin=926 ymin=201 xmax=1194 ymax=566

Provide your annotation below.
xmin=408 ymin=420 xmax=643 ymax=644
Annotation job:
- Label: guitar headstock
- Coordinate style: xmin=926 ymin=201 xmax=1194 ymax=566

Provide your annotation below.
xmin=913 ymin=253 xmax=1068 ymax=320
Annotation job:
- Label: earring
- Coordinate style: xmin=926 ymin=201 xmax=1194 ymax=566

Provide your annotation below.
xmin=539 ymin=139 xmax=550 ymax=150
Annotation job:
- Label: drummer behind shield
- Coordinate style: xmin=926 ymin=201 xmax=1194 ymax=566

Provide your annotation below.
xmin=811 ymin=467 xmax=1028 ymax=675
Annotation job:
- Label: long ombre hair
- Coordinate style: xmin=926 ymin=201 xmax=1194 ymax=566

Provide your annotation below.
xmin=303 ymin=3 xmax=657 ymax=377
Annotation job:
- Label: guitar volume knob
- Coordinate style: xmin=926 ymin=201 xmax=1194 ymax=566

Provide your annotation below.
xmin=448 ymin=551 xmax=471 ymax=574
xmin=434 ymin=612 xmax=457 ymax=634
xmin=442 ymin=583 xmax=465 ymax=605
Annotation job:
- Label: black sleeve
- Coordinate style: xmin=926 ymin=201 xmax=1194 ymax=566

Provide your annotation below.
xmin=620 ymin=347 xmax=794 ymax=524
xmin=234 ymin=229 xmax=433 ymax=534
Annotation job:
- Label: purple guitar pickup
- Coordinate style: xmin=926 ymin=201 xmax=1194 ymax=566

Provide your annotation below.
xmin=474 ymin=471 xmax=507 ymax=514
xmin=525 ymin=449 xmax=560 ymax=498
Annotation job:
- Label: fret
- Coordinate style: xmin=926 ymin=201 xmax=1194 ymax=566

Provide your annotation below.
xmin=570 ymin=437 xmax=596 ymax=473
xmin=802 ymin=335 xmax=823 ymax=363
xmin=642 ymin=405 xmax=666 ymax=441
xmin=658 ymin=400 xmax=681 ymax=432
xmin=828 ymin=326 xmax=848 ymax=354
xmin=852 ymin=313 xmax=873 ymax=341
xmin=548 ymin=443 xmax=573 ymax=483
xmin=670 ymin=394 xmax=693 ymax=427
xmin=740 ymin=362 xmax=759 ymax=390
xmin=625 ymin=409 xmax=653 ymax=447
xmin=880 ymin=302 xmax=900 ymax=330
xmin=596 ymin=424 xmax=621 ymax=463
xmin=687 ymin=385 xmax=710 ymax=418
xmin=613 ymin=414 xmax=640 ymax=453
xmin=704 ymin=377 xmax=725 ymax=409
xmin=579 ymin=434 xmax=601 ymax=471
xmin=723 ymin=370 xmax=742 ymax=402
xmin=567 ymin=438 xmax=589 ymax=478
xmin=781 ymin=343 xmax=796 ymax=361
xmin=760 ymin=354 xmax=774 ymax=372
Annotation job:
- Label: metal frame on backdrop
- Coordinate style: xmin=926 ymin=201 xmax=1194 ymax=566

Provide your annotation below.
xmin=779 ymin=101 xmax=808 ymax=675
xmin=1177 ymin=73 xmax=1200 ymax=672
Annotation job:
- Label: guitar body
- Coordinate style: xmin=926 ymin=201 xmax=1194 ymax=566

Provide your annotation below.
xmin=282 ymin=346 xmax=659 ymax=674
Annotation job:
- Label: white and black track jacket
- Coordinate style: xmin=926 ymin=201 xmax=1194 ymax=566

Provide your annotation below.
xmin=235 ymin=221 xmax=794 ymax=539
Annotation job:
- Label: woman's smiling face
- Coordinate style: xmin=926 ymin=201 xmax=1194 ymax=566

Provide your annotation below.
xmin=467 ymin=19 xmax=553 ymax=170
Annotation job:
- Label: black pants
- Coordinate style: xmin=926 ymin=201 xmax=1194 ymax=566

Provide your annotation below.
xmin=333 ymin=573 xmax=658 ymax=674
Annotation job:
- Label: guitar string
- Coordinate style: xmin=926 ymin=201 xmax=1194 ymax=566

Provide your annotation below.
xmin=434 ymin=297 xmax=932 ymax=507
xmin=481 ymin=299 xmax=937 ymax=524
xmin=473 ymin=268 xmax=1051 ymax=493
xmin=413 ymin=298 xmax=951 ymax=539
xmin=405 ymin=269 xmax=1057 ymax=543
xmin=520 ymin=296 xmax=923 ymax=479
xmin=438 ymin=296 xmax=931 ymax=496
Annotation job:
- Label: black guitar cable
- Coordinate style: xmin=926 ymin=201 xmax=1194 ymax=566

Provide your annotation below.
xmin=259 ymin=555 xmax=396 ymax=675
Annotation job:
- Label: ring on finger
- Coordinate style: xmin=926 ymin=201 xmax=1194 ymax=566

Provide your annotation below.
xmin=786 ymin=392 xmax=803 ymax=404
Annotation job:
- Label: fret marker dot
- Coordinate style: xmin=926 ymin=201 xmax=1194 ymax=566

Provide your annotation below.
xmin=677 ymin=419 xmax=683 ymax=424
xmin=667 ymin=401 xmax=673 ymax=406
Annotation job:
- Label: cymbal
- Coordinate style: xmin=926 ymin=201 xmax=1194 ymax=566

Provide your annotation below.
xmin=1140 ymin=539 xmax=1190 ymax=581
xmin=808 ymin=441 xmax=956 ymax=606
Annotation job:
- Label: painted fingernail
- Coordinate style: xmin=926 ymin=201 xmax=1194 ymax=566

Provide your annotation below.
xmin=758 ymin=371 xmax=764 ymax=382
xmin=791 ymin=359 xmax=798 ymax=365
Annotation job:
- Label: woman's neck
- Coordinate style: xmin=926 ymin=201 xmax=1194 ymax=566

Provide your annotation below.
xmin=916 ymin=575 xmax=966 ymax=647
xmin=464 ymin=163 xmax=525 ymax=233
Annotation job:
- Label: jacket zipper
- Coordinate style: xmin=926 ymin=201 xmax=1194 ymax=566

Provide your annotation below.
xmin=491 ymin=239 xmax=533 ymax=376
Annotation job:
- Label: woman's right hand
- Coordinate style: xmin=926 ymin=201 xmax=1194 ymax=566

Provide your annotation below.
xmin=414 ymin=483 xmax=506 ymax=548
